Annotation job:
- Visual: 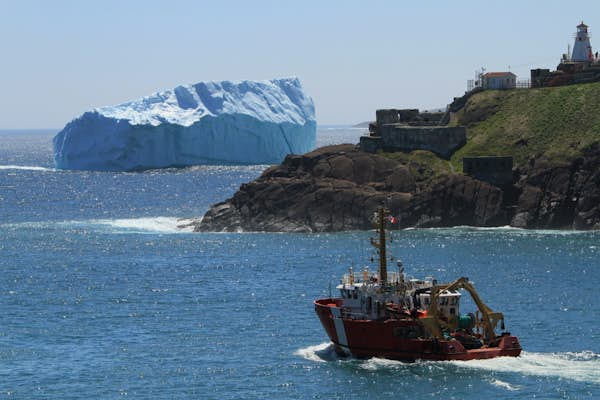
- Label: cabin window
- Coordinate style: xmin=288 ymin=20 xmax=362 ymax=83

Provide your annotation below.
xmin=424 ymin=298 xmax=430 ymax=305
xmin=440 ymin=297 xmax=448 ymax=305
xmin=449 ymin=308 xmax=456 ymax=315
xmin=353 ymin=291 xmax=358 ymax=299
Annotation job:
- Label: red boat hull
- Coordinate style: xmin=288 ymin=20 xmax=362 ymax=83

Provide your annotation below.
xmin=315 ymin=298 xmax=522 ymax=362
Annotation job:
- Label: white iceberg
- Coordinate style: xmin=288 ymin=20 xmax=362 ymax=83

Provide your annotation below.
xmin=53 ymin=77 xmax=316 ymax=171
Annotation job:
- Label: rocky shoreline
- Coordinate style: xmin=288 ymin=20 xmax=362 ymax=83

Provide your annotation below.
xmin=193 ymin=144 xmax=600 ymax=232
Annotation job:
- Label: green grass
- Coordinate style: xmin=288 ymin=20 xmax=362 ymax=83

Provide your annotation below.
xmin=381 ymin=150 xmax=453 ymax=183
xmin=450 ymin=82 xmax=600 ymax=170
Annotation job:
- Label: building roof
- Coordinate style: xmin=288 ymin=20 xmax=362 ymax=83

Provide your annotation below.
xmin=578 ymin=21 xmax=588 ymax=28
xmin=483 ymin=72 xmax=516 ymax=78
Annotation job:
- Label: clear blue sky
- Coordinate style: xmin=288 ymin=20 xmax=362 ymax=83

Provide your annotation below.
xmin=1 ymin=0 xmax=599 ymax=128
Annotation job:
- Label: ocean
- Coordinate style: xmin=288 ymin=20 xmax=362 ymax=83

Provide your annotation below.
xmin=0 ymin=127 xmax=599 ymax=399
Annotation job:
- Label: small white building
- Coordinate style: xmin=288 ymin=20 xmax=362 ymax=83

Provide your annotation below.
xmin=482 ymin=72 xmax=516 ymax=89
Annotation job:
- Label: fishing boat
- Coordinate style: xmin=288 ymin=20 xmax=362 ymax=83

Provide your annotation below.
xmin=314 ymin=208 xmax=521 ymax=362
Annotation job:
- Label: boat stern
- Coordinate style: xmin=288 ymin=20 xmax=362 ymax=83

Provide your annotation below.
xmin=497 ymin=334 xmax=522 ymax=357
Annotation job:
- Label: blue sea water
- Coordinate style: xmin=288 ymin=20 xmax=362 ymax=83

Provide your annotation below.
xmin=1 ymin=127 xmax=599 ymax=399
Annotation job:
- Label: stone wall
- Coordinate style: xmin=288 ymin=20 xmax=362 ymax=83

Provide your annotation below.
xmin=463 ymin=156 xmax=513 ymax=186
xmin=531 ymin=64 xmax=600 ymax=88
xmin=360 ymin=108 xmax=466 ymax=158
xmin=374 ymin=125 xmax=466 ymax=158
xmin=359 ymin=135 xmax=382 ymax=153
xmin=375 ymin=109 xmax=419 ymax=125
xmin=374 ymin=109 xmax=444 ymax=128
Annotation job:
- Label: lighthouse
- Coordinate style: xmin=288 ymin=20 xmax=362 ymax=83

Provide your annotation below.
xmin=572 ymin=21 xmax=593 ymax=62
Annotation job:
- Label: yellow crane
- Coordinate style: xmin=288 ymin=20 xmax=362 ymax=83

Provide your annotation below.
xmin=419 ymin=277 xmax=505 ymax=345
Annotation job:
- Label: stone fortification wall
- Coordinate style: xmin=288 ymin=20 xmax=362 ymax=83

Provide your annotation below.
xmin=359 ymin=136 xmax=382 ymax=153
xmin=417 ymin=112 xmax=446 ymax=124
xmin=531 ymin=64 xmax=600 ymax=88
xmin=375 ymin=109 xmax=419 ymax=125
xmin=360 ymin=125 xmax=466 ymax=158
xmin=360 ymin=108 xmax=466 ymax=158
xmin=374 ymin=109 xmax=445 ymax=128
xmin=380 ymin=125 xmax=466 ymax=158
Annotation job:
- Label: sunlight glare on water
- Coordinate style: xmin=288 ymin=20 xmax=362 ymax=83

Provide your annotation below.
xmin=0 ymin=129 xmax=599 ymax=399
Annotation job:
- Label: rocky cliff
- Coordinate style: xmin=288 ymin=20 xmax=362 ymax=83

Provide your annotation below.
xmin=511 ymin=143 xmax=600 ymax=229
xmin=195 ymin=143 xmax=600 ymax=232
xmin=196 ymin=145 xmax=508 ymax=232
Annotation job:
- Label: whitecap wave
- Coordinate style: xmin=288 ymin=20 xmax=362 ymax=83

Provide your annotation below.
xmin=451 ymin=351 xmax=600 ymax=384
xmin=0 ymin=165 xmax=54 ymax=172
xmin=294 ymin=342 xmax=341 ymax=362
xmin=3 ymin=217 xmax=197 ymax=234
xmin=80 ymin=217 xmax=197 ymax=233
xmin=489 ymin=378 xmax=520 ymax=391
xmin=296 ymin=345 xmax=600 ymax=385
xmin=359 ymin=357 xmax=407 ymax=371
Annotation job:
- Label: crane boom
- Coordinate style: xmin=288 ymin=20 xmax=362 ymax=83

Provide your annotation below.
xmin=419 ymin=277 xmax=505 ymax=344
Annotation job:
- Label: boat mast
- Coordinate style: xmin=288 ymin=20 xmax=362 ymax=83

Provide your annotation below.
xmin=370 ymin=207 xmax=388 ymax=286
xmin=379 ymin=208 xmax=388 ymax=285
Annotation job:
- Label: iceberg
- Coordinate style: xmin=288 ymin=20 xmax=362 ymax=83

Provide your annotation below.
xmin=53 ymin=77 xmax=316 ymax=171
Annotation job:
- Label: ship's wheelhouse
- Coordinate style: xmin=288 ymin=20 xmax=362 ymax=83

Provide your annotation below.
xmin=419 ymin=289 xmax=461 ymax=318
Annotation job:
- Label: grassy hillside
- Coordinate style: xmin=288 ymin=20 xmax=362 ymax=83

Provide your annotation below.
xmin=381 ymin=150 xmax=454 ymax=183
xmin=449 ymin=82 xmax=600 ymax=170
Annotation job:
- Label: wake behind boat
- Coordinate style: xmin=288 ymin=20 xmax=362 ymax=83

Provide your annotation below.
xmin=314 ymin=207 xmax=521 ymax=362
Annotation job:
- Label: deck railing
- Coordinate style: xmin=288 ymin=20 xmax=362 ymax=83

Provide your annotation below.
xmin=341 ymin=271 xmax=414 ymax=286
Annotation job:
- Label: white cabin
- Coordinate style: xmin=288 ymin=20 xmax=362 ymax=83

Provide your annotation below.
xmin=336 ymin=266 xmax=462 ymax=320
xmin=482 ymin=72 xmax=516 ymax=90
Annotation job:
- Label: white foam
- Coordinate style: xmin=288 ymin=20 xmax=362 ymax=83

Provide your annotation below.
xmin=0 ymin=165 xmax=54 ymax=172
xmin=11 ymin=217 xmax=200 ymax=234
xmin=294 ymin=342 xmax=340 ymax=362
xmin=360 ymin=357 xmax=406 ymax=371
xmin=489 ymin=379 xmax=520 ymax=391
xmin=451 ymin=351 xmax=600 ymax=384
xmin=88 ymin=217 xmax=196 ymax=233
xmin=296 ymin=345 xmax=600 ymax=385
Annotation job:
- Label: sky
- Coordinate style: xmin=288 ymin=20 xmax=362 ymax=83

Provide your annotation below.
xmin=1 ymin=0 xmax=600 ymax=128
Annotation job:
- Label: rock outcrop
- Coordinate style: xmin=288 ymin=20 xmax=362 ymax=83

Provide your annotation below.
xmin=195 ymin=142 xmax=600 ymax=232
xmin=196 ymin=145 xmax=507 ymax=232
xmin=511 ymin=144 xmax=600 ymax=229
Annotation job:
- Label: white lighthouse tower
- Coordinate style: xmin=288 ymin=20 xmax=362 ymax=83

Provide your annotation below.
xmin=572 ymin=21 xmax=593 ymax=62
